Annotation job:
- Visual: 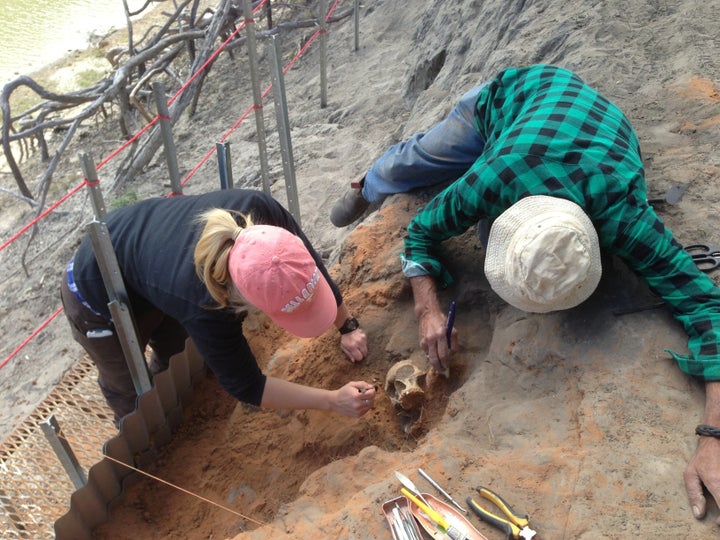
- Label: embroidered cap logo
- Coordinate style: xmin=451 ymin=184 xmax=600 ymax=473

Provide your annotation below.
xmin=281 ymin=267 xmax=321 ymax=313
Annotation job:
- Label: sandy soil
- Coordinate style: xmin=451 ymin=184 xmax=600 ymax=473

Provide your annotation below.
xmin=3 ymin=0 xmax=720 ymax=539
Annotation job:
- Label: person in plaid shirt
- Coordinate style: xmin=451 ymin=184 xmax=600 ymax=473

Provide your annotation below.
xmin=333 ymin=64 xmax=720 ymax=522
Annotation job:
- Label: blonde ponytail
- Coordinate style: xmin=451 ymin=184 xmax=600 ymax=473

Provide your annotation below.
xmin=194 ymin=209 xmax=254 ymax=309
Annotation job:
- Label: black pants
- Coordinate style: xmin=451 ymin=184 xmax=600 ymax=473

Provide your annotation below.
xmin=60 ymin=270 xmax=187 ymax=425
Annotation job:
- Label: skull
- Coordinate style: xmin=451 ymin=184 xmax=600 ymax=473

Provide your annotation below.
xmin=384 ymin=359 xmax=428 ymax=411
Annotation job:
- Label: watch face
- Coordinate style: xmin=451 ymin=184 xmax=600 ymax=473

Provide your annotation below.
xmin=341 ymin=317 xmax=359 ymax=333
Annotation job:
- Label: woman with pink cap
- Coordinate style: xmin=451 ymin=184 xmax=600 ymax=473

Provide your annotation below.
xmin=61 ymin=189 xmax=372 ymax=426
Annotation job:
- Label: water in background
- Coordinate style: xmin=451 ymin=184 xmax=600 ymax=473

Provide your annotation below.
xmin=0 ymin=0 xmax=152 ymax=86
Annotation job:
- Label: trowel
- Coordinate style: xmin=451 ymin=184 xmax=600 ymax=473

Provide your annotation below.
xmin=647 ymin=184 xmax=686 ymax=206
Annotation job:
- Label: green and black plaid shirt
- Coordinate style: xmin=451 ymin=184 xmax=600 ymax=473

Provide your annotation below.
xmin=403 ymin=65 xmax=720 ymax=380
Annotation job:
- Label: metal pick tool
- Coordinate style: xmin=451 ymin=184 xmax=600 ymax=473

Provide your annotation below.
xmin=417 ymin=468 xmax=467 ymax=514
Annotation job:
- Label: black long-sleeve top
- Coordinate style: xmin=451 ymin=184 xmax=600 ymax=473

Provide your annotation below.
xmin=72 ymin=189 xmax=342 ymax=405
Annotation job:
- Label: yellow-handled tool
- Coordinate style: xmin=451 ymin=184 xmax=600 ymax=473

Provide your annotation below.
xmin=401 ymin=488 xmax=469 ymax=540
xmin=401 ymin=487 xmax=448 ymax=529
xmin=467 ymin=486 xmax=536 ymax=540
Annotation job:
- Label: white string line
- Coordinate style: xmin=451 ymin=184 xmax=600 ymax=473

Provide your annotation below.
xmin=57 ymin=430 xmax=269 ymax=529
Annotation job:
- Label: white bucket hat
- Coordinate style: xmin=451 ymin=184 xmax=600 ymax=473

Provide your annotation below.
xmin=484 ymin=196 xmax=602 ymax=313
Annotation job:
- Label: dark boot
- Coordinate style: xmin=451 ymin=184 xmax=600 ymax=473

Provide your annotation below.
xmin=330 ymin=177 xmax=370 ymax=227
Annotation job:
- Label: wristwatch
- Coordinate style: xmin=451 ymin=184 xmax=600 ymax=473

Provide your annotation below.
xmin=338 ymin=316 xmax=360 ymax=335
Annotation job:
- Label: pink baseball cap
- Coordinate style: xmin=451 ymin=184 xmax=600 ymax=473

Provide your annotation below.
xmin=228 ymin=225 xmax=338 ymax=337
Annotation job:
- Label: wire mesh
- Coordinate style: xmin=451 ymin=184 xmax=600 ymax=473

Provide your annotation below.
xmin=0 ymin=357 xmax=116 ymax=538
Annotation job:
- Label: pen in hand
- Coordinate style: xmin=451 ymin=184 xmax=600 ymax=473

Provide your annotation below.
xmin=445 ymin=300 xmax=456 ymax=349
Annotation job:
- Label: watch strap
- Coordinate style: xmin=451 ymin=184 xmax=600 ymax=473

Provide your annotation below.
xmin=339 ymin=316 xmax=359 ymax=335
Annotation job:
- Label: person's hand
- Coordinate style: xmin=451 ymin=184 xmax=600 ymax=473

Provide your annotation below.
xmin=418 ymin=307 xmax=457 ymax=374
xmin=684 ymin=435 xmax=720 ymax=523
xmin=340 ymin=327 xmax=368 ymax=363
xmin=329 ymin=381 xmax=376 ymax=417
xmin=409 ymin=275 xmax=457 ymax=374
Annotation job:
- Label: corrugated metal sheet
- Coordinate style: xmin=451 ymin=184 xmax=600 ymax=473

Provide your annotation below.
xmin=0 ymin=339 xmax=205 ymax=539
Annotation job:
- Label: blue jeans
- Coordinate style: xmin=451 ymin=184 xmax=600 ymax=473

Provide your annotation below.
xmin=362 ymin=83 xmax=488 ymax=204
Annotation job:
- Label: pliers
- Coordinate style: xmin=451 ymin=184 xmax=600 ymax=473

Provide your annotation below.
xmin=466 ymin=486 xmax=537 ymax=539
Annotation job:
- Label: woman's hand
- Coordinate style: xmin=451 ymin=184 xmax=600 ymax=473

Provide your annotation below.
xmin=261 ymin=377 xmax=375 ymax=417
xmin=334 ymin=304 xmax=368 ymax=363
xmin=341 ymin=327 xmax=368 ymax=363
xmin=330 ymin=381 xmax=376 ymax=417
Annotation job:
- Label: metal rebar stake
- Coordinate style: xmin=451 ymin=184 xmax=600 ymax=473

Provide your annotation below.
xmin=39 ymin=415 xmax=87 ymax=489
xmin=319 ymin=0 xmax=328 ymax=108
xmin=79 ymin=152 xmax=106 ymax=219
xmin=269 ymin=34 xmax=301 ymax=225
xmin=87 ymin=221 xmax=152 ymax=395
xmin=216 ymin=141 xmax=234 ymax=190
xmin=107 ymin=300 xmax=152 ymax=395
xmin=152 ymin=82 xmax=183 ymax=196
xmin=242 ymin=0 xmax=271 ymax=194
xmin=354 ymin=0 xmax=360 ymax=51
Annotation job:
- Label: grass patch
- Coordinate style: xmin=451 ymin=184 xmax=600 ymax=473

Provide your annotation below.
xmin=110 ymin=189 xmax=140 ymax=210
xmin=109 ymin=189 xmax=139 ymax=210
